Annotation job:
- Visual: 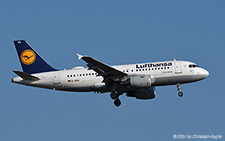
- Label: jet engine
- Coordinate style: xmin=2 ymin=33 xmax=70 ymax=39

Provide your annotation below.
xmin=121 ymin=75 xmax=154 ymax=88
xmin=126 ymin=87 xmax=156 ymax=99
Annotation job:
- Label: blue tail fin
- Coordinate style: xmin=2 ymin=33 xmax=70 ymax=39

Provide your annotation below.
xmin=14 ymin=40 xmax=57 ymax=74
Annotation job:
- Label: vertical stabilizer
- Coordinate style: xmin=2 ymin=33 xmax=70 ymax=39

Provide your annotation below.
xmin=14 ymin=40 xmax=57 ymax=74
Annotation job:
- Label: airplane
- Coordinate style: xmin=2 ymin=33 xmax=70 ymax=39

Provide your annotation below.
xmin=12 ymin=40 xmax=209 ymax=107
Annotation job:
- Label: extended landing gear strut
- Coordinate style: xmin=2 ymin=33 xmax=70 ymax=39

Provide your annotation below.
xmin=177 ymin=84 xmax=183 ymax=97
xmin=110 ymin=91 xmax=121 ymax=107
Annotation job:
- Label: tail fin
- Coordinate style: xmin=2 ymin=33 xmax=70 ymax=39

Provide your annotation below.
xmin=14 ymin=40 xmax=57 ymax=74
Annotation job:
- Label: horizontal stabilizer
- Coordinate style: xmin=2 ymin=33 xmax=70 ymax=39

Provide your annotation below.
xmin=13 ymin=71 xmax=40 ymax=81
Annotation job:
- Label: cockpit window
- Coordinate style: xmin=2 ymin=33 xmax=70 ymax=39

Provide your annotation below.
xmin=189 ymin=64 xmax=199 ymax=68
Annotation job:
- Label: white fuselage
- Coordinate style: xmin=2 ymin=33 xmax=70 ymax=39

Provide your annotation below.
xmin=12 ymin=60 xmax=209 ymax=93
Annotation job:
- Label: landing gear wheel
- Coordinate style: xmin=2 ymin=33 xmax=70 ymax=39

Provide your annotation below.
xmin=178 ymin=92 xmax=183 ymax=97
xmin=114 ymin=98 xmax=121 ymax=107
xmin=110 ymin=92 xmax=118 ymax=100
xmin=177 ymin=84 xmax=183 ymax=97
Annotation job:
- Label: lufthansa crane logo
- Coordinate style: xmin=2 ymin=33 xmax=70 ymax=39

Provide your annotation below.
xmin=20 ymin=49 xmax=36 ymax=65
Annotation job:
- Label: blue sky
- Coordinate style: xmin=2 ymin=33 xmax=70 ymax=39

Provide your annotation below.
xmin=1 ymin=0 xmax=225 ymax=140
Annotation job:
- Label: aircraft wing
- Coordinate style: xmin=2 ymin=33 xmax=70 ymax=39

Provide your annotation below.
xmin=77 ymin=54 xmax=127 ymax=82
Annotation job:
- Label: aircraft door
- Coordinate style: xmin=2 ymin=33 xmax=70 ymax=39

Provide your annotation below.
xmin=175 ymin=61 xmax=182 ymax=74
xmin=54 ymin=72 xmax=61 ymax=84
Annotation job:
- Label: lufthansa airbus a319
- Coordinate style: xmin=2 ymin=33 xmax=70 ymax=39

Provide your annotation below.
xmin=12 ymin=40 xmax=209 ymax=107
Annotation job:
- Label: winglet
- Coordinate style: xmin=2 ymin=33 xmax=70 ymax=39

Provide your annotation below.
xmin=76 ymin=53 xmax=83 ymax=60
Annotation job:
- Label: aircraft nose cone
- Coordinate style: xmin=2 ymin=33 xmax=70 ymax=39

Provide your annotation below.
xmin=202 ymin=69 xmax=209 ymax=78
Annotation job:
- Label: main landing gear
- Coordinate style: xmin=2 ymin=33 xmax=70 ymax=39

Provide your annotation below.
xmin=177 ymin=84 xmax=183 ymax=97
xmin=110 ymin=91 xmax=121 ymax=107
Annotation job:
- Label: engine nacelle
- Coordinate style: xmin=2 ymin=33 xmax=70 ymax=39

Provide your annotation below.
xmin=122 ymin=75 xmax=152 ymax=88
xmin=126 ymin=87 xmax=156 ymax=99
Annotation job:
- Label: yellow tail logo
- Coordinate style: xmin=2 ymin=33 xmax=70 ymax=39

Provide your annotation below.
xmin=20 ymin=49 xmax=36 ymax=65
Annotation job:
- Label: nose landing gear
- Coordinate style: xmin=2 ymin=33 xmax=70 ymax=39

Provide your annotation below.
xmin=177 ymin=84 xmax=183 ymax=97
xmin=110 ymin=91 xmax=122 ymax=107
